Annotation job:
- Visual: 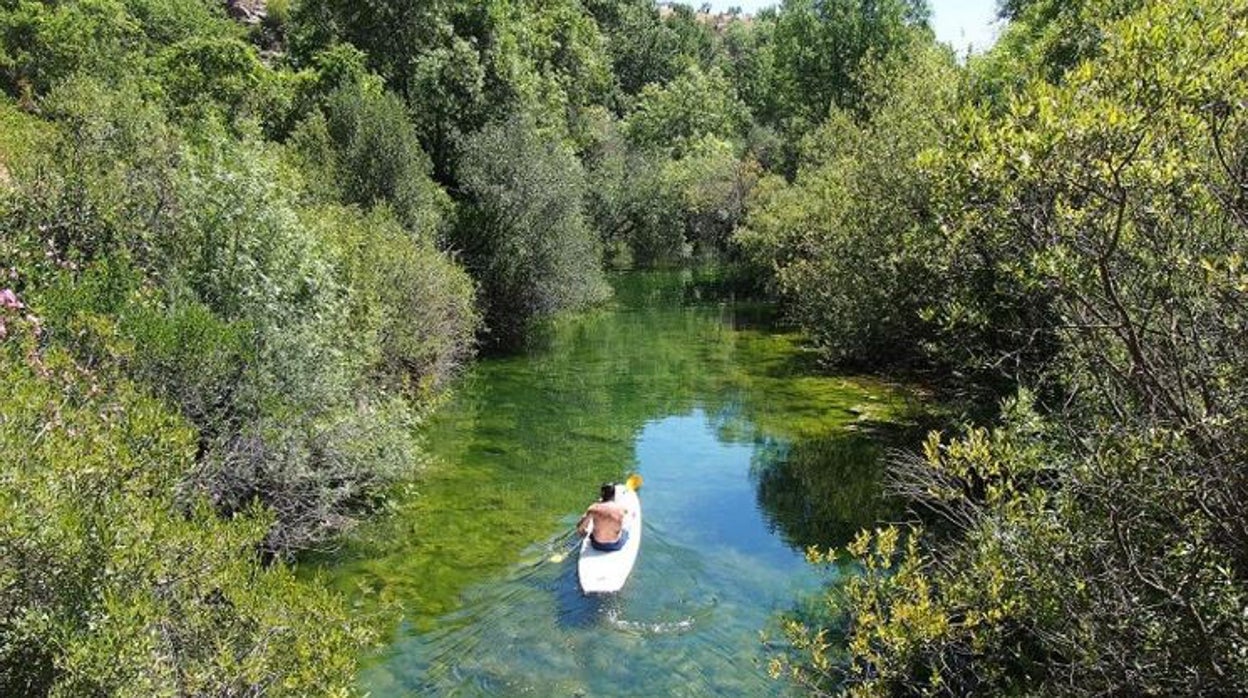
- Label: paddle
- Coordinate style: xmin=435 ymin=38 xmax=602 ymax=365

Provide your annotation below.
xmin=548 ymin=474 xmax=643 ymax=563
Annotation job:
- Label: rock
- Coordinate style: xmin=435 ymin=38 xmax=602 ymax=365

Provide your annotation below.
xmin=224 ymin=0 xmax=267 ymax=25
xmin=0 ymin=159 xmax=12 ymax=190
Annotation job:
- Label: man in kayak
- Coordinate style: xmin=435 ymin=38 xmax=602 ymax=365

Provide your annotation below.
xmin=577 ymin=483 xmax=630 ymax=552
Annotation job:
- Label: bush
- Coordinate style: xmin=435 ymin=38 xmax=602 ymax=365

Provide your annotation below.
xmin=0 ymin=0 xmax=240 ymax=101
xmin=1 ymin=81 xmax=451 ymax=555
xmin=583 ymin=123 xmax=683 ymax=266
xmin=0 ymin=306 xmax=370 ymax=697
xmin=0 ymin=0 xmax=143 ymax=97
xmin=774 ymin=2 xmax=1248 ymax=695
xmin=455 ymin=112 xmax=609 ymax=348
xmin=735 ymin=44 xmax=958 ymax=370
xmin=662 ymin=135 xmax=759 ymax=258
xmin=308 ymin=205 xmax=478 ymax=396
xmin=192 ymin=396 xmax=423 ymax=554
xmin=781 ymin=411 xmax=1248 ymax=697
xmin=158 ymin=36 xmax=265 ymax=123
xmin=323 ymin=85 xmax=449 ymax=235
xmin=14 ymin=76 xmax=181 ymax=281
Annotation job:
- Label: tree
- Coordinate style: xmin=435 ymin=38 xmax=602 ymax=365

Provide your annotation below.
xmin=624 ymin=65 xmax=748 ymax=156
xmin=0 ymin=301 xmax=371 ymax=696
xmin=290 ymin=0 xmax=616 ymax=177
xmin=585 ymin=0 xmax=688 ymax=100
xmin=663 ymin=135 xmax=760 ymax=257
xmin=773 ymin=1 xmax=1248 ymax=694
xmin=968 ymin=0 xmax=1144 ymax=105
xmin=715 ymin=10 xmax=782 ymax=127
xmin=297 ymin=83 xmax=450 ymax=236
xmin=584 ymin=121 xmax=684 ymax=265
xmin=455 ymin=113 xmax=609 ymax=348
xmin=735 ymin=43 xmax=958 ymax=369
xmin=771 ymin=0 xmax=931 ymax=126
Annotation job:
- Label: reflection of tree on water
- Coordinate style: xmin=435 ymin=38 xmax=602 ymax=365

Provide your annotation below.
xmin=750 ymin=431 xmax=901 ymax=551
xmin=701 ymin=394 xmax=911 ymax=553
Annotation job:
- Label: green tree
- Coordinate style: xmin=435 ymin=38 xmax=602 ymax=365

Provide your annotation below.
xmin=455 ymin=113 xmax=609 ymax=348
xmin=290 ymin=0 xmax=615 ymax=176
xmin=584 ymin=121 xmax=684 ymax=265
xmin=662 ymin=134 xmax=760 ymax=257
xmin=774 ymin=1 xmax=1248 ymax=694
xmin=715 ymin=9 xmax=781 ymax=127
xmin=585 ymin=0 xmax=688 ymax=100
xmin=967 ymin=0 xmax=1144 ymax=107
xmin=771 ymin=0 xmax=931 ymax=126
xmin=293 ymin=83 xmax=450 ymax=236
xmin=735 ymin=43 xmax=958 ymax=369
xmin=624 ymin=65 xmax=748 ymax=156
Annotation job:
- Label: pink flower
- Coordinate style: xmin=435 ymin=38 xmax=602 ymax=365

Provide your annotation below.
xmin=0 ymin=288 xmax=22 ymax=310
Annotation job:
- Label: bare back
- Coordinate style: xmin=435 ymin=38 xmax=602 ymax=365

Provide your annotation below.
xmin=584 ymin=500 xmax=627 ymax=543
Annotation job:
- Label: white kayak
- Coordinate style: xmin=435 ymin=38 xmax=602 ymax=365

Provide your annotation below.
xmin=577 ymin=483 xmax=642 ymax=594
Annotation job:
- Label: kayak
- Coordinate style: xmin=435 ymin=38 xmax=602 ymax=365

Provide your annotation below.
xmin=577 ymin=483 xmax=642 ymax=593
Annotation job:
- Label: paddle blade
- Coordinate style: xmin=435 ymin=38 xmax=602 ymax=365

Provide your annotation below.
xmin=625 ymin=473 xmax=643 ymax=491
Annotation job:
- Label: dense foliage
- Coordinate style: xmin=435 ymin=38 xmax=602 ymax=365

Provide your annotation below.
xmin=455 ymin=113 xmax=609 ymax=347
xmin=756 ymin=0 xmax=1248 ymax=695
xmin=737 ymin=40 xmax=957 ymax=369
xmin=3 ymin=0 xmax=1244 ymax=694
xmin=0 ymin=0 xmax=802 ymax=690
xmin=0 ymin=310 xmax=371 ymax=696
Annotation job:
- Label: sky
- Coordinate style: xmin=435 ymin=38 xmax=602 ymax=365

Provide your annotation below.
xmin=701 ymin=0 xmax=1002 ymax=54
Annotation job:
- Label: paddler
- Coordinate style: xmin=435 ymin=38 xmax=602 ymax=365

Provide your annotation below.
xmin=576 ymin=483 xmax=630 ymax=552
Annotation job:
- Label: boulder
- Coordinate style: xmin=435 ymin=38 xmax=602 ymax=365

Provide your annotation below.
xmin=225 ymin=0 xmax=267 ymax=25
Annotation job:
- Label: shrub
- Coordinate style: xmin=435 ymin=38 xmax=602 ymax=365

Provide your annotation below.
xmin=455 ymin=112 xmax=609 ymax=348
xmin=774 ymin=2 xmax=1248 ymax=695
xmin=0 ymin=302 xmax=370 ymax=697
xmin=158 ymin=36 xmax=264 ymax=122
xmin=735 ymin=44 xmax=957 ymax=370
xmin=307 ymin=205 xmax=478 ymax=397
xmin=583 ymin=123 xmax=683 ymax=266
xmin=318 ymin=85 xmax=450 ymax=236
xmin=2 ymin=83 xmax=441 ymax=556
xmin=662 ymin=135 xmax=759 ymax=258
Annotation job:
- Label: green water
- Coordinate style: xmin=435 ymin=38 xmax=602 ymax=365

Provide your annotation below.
xmin=319 ymin=270 xmax=919 ymax=696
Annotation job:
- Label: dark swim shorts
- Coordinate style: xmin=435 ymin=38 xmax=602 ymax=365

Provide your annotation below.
xmin=590 ymin=529 xmax=629 ymax=552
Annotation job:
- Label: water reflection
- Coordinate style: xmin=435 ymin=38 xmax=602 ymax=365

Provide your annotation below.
xmin=320 ymin=271 xmax=918 ymax=696
xmin=751 ymin=433 xmax=897 ymax=551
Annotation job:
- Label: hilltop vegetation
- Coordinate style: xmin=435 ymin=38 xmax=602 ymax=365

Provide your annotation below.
xmin=1 ymin=0 xmax=1245 ymax=695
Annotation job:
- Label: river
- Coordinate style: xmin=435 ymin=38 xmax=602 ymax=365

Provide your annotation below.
xmin=314 ymin=270 xmax=919 ymax=696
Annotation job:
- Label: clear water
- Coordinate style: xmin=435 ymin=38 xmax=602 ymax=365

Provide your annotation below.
xmin=316 ymin=270 xmax=918 ymax=696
